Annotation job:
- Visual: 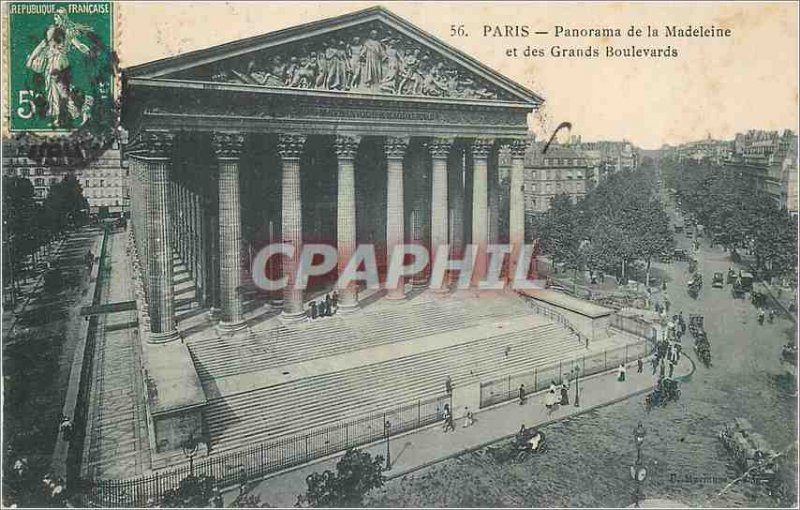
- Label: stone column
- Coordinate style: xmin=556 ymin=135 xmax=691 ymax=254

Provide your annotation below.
xmin=509 ymin=139 xmax=528 ymax=281
xmin=385 ymin=137 xmax=409 ymax=300
xmin=335 ymin=135 xmax=360 ymax=312
xmin=471 ymin=138 xmax=494 ymax=285
xmin=429 ymin=138 xmax=452 ymax=292
xmin=143 ymin=131 xmax=179 ymax=342
xmin=408 ymin=142 xmax=429 ymax=287
xmin=278 ymin=134 xmax=307 ymax=321
xmin=193 ymin=192 xmax=204 ymax=303
xmin=448 ymin=146 xmax=465 ymax=263
xmin=142 ymin=157 xmax=151 ymax=294
xmin=212 ymin=132 xmax=247 ymax=331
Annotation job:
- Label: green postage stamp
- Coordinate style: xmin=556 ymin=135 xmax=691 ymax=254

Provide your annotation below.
xmin=6 ymin=2 xmax=113 ymax=133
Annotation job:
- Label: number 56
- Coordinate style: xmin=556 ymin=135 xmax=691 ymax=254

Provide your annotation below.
xmin=17 ymin=90 xmax=37 ymax=119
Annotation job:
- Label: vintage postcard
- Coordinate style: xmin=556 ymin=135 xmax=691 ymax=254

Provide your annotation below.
xmin=1 ymin=1 xmax=798 ymax=508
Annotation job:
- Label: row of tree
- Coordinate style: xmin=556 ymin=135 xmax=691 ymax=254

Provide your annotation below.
xmin=3 ymin=174 xmax=89 ymax=300
xmin=532 ymin=158 xmax=674 ymax=287
xmin=661 ymin=158 xmax=797 ymax=280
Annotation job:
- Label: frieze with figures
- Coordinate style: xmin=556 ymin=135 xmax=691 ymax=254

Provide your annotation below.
xmin=193 ymin=23 xmax=516 ymax=101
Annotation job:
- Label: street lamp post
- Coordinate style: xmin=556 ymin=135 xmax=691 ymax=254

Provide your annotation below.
xmin=631 ymin=422 xmax=647 ymax=507
xmin=182 ymin=433 xmax=198 ymax=476
xmin=573 ymin=366 xmax=580 ymax=407
xmin=384 ymin=420 xmax=392 ymax=470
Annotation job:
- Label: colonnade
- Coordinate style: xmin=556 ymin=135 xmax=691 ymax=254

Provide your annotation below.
xmin=128 ymin=130 xmax=528 ymax=342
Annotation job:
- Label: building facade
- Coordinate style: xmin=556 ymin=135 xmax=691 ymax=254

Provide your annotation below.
xmin=2 ymin=138 xmax=65 ymax=201
xmin=2 ymin=137 xmax=127 ymax=216
xmin=80 ymin=146 xmax=128 ymax=216
xmin=122 ymin=6 xmax=544 ymax=452
xmin=523 ymin=143 xmax=590 ymax=214
xmin=725 ymin=129 xmax=798 ymax=213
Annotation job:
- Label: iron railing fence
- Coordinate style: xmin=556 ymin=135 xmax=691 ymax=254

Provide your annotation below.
xmin=479 ymin=339 xmax=651 ymax=408
xmin=83 ymin=393 xmax=450 ymax=507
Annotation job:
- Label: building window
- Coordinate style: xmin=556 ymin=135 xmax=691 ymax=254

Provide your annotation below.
xmin=20 ymin=168 xmax=29 ymax=176
xmin=35 ymin=178 xmax=44 ymax=186
xmin=35 ymin=168 xmax=44 ymax=175
xmin=100 ymin=179 xmax=104 ymax=187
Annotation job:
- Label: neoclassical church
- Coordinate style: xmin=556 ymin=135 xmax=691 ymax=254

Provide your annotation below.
xmin=121 ymin=5 xmax=548 ymax=460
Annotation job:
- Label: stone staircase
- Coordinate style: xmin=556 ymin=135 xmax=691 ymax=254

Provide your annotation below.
xmin=186 ymin=292 xmax=539 ymax=382
xmin=198 ymin=319 xmax=580 ymax=456
xmin=172 ymin=253 xmax=201 ymax=318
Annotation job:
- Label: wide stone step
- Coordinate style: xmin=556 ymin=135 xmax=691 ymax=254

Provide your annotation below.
xmin=207 ymin=341 xmax=578 ymax=454
xmin=204 ymin=325 xmax=577 ymax=451
xmin=188 ymin=297 xmax=536 ymax=380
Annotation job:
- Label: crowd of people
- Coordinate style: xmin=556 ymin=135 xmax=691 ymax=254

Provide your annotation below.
xmin=308 ymin=291 xmax=339 ymax=320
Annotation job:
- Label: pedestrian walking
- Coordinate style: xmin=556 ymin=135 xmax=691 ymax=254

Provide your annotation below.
xmin=665 ymin=298 xmax=671 ymax=313
xmin=518 ymin=384 xmax=527 ymax=405
xmin=637 ymin=358 xmax=643 ymax=373
xmin=504 ymin=345 xmax=511 ymax=358
xmin=332 ymin=291 xmax=339 ymax=309
xmin=325 ymin=293 xmax=332 ymax=314
xmin=310 ymin=301 xmax=318 ymax=320
xmin=442 ymin=404 xmax=455 ymax=432
xmin=445 ymin=375 xmax=453 ymax=396
xmin=617 ymin=363 xmax=626 ymax=382
xmin=651 ymin=356 xmax=658 ymax=375
xmin=659 ymin=361 xmax=666 ymax=379
xmin=58 ymin=415 xmax=74 ymax=441
xmin=668 ymin=360 xmax=675 ymax=378
xmin=560 ymin=383 xmax=570 ymax=405
xmin=212 ymin=488 xmax=224 ymax=508
xmin=462 ymin=407 xmax=474 ymax=428
xmin=545 ymin=388 xmax=559 ymax=413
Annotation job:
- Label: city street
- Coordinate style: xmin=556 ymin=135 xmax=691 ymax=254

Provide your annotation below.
xmin=365 ymin=230 xmax=797 ymax=507
xmin=3 ymin=226 xmax=103 ymax=474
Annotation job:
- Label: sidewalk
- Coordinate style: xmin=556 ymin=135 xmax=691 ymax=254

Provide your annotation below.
xmin=229 ymin=353 xmax=694 ymax=507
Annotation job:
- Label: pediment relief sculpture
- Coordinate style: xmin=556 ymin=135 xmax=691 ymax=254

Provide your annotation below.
xmin=196 ymin=24 xmax=513 ymax=101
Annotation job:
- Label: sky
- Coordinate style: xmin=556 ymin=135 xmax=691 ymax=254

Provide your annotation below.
xmin=116 ymin=1 xmax=799 ymax=149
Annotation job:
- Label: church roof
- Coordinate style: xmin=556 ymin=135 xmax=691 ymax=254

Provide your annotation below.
xmin=124 ymin=6 xmax=544 ymax=107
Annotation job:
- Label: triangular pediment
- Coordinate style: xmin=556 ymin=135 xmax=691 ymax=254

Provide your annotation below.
xmin=125 ymin=6 xmax=543 ymax=106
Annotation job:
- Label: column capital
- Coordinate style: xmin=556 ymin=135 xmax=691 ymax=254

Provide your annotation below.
xmin=140 ymin=130 xmax=175 ymax=160
xmin=212 ymin=132 xmax=245 ymax=160
xmin=471 ymin=138 xmax=495 ymax=159
xmin=334 ymin=135 xmax=360 ymax=161
xmin=277 ymin=134 xmax=307 ymax=160
xmin=429 ymin=137 xmax=454 ymax=159
xmin=384 ymin=137 xmax=410 ymax=160
xmin=509 ymin=138 xmax=530 ymax=158
xmin=498 ymin=144 xmax=513 ymax=167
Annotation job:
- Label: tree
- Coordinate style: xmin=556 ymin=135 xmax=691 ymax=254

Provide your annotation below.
xmin=160 ymin=474 xmax=215 ymax=508
xmin=539 ymin=194 xmax=580 ymax=271
xmin=3 ymin=176 xmax=42 ymax=299
xmin=298 ymin=449 xmax=385 ymax=507
xmin=42 ymin=174 xmax=89 ymax=234
xmin=631 ymin=198 xmax=674 ymax=286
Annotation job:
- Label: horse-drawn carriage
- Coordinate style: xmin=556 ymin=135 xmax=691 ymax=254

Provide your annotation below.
xmin=645 ymin=377 xmax=681 ymax=410
xmin=487 ymin=426 xmax=547 ymax=463
xmin=718 ymin=418 xmax=778 ymax=484
xmin=686 ymin=272 xmax=703 ymax=298
xmin=781 ymin=343 xmax=797 ymax=366
xmin=751 ymin=290 xmax=767 ymax=308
